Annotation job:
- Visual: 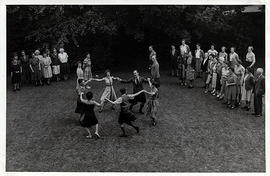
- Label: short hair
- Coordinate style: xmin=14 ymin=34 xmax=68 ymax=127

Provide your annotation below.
xmin=231 ymin=47 xmax=235 ymax=50
xmin=257 ymin=68 xmax=264 ymax=74
xmin=211 ymin=44 xmax=215 ymax=47
xmin=13 ymin=52 xmax=18 ymax=57
xmin=105 ymin=69 xmax=111 ymax=75
xmin=248 ymin=46 xmax=254 ymax=51
xmin=120 ymin=88 xmax=126 ymax=94
xmin=221 ymin=46 xmax=226 ymax=50
xmin=86 ymin=92 xmax=93 ymax=100
xmin=181 ymin=39 xmax=185 ymax=42
xmin=196 ymin=43 xmax=200 ymax=47
xmin=86 ymin=52 xmax=91 ymax=56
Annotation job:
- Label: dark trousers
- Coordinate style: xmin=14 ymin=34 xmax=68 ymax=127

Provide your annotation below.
xmin=254 ymin=93 xmax=263 ymax=115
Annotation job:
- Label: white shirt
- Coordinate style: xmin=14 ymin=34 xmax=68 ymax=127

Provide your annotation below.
xmin=58 ymin=52 xmax=68 ymax=63
xmin=195 ymin=49 xmax=201 ymax=58
xmin=180 ymin=45 xmax=188 ymax=55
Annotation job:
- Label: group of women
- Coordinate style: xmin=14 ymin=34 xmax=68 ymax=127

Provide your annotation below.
xmin=10 ymin=48 xmax=70 ymax=91
xmin=75 ymin=53 xmax=160 ymax=139
xmin=170 ymin=40 xmax=264 ymax=114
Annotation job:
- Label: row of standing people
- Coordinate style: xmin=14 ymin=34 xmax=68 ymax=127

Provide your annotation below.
xmin=168 ymin=39 xmax=264 ymax=116
xmin=10 ymin=48 xmax=94 ymax=91
xmin=74 ymin=55 xmax=160 ymax=139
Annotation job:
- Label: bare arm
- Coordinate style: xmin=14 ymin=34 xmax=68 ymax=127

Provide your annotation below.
xmin=90 ymin=100 xmax=102 ymax=107
xmin=127 ymin=90 xmax=145 ymax=98
xmin=80 ymin=93 xmax=89 ymax=104
xmin=249 ymin=54 xmax=256 ymax=68
xmin=120 ymin=78 xmax=132 ymax=83
xmin=105 ymin=97 xmax=122 ymax=105
xmin=91 ymin=77 xmax=105 ymax=82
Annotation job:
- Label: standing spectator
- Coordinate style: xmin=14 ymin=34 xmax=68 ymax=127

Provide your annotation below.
xmin=245 ymin=46 xmax=256 ymax=73
xmin=241 ymin=67 xmax=255 ymax=111
xmin=226 ymin=67 xmax=237 ymax=109
xmin=150 ymin=55 xmax=160 ymax=88
xmin=204 ymin=54 xmax=214 ymax=93
xmin=41 ymin=52 xmax=52 ymax=85
xmin=83 ymin=53 xmax=92 ymax=81
xmin=170 ymin=45 xmax=178 ymax=77
xmin=229 ymin=47 xmax=240 ymax=68
xmin=194 ymin=43 xmax=204 ymax=78
xmin=215 ymin=57 xmax=224 ymax=98
xmin=210 ymin=57 xmax=218 ymax=95
xmin=10 ymin=53 xmax=22 ymax=91
xmin=29 ymin=53 xmax=43 ymax=86
xmin=179 ymin=39 xmax=190 ymax=85
xmin=207 ymin=44 xmax=218 ymax=57
xmin=219 ymin=46 xmax=228 ymax=63
xmin=186 ymin=52 xmax=195 ymax=88
xmin=234 ymin=61 xmax=245 ymax=106
xmin=253 ymin=68 xmax=265 ymax=117
xmin=218 ymin=62 xmax=229 ymax=100
xmin=34 ymin=50 xmax=44 ymax=82
xmin=51 ymin=48 xmax=61 ymax=82
xmin=20 ymin=50 xmax=31 ymax=84
xmin=201 ymin=53 xmax=209 ymax=88
xmin=58 ymin=48 xmax=69 ymax=80
xmin=76 ymin=61 xmax=84 ymax=91
xmin=149 ymin=45 xmax=157 ymax=60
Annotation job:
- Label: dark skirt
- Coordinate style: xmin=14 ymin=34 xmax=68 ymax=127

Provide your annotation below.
xmin=75 ymin=97 xmax=85 ymax=114
xmin=31 ymin=69 xmax=42 ymax=81
xmin=60 ymin=62 xmax=70 ymax=75
xmin=79 ymin=111 xmax=98 ymax=127
xmin=11 ymin=72 xmax=21 ymax=84
xmin=118 ymin=110 xmax=136 ymax=124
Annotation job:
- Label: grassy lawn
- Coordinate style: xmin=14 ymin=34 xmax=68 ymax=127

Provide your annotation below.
xmin=6 ymin=71 xmax=265 ymax=172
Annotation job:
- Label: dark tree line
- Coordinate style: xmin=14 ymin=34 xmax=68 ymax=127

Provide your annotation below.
xmin=7 ymin=5 xmax=265 ymax=71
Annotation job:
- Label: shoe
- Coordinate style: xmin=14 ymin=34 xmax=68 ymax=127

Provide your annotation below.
xmin=119 ymin=134 xmax=128 ymax=137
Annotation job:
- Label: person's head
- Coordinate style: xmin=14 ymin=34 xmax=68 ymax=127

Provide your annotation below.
xmin=105 ymin=69 xmax=111 ymax=77
xmin=256 ymin=68 xmax=263 ymax=76
xmin=77 ymin=61 xmax=82 ymax=68
xmin=211 ymin=44 xmax=215 ymax=50
xmin=230 ymin=47 xmax=235 ymax=53
xmin=119 ymin=88 xmax=127 ymax=95
xmin=171 ymin=45 xmax=175 ymax=50
xmin=21 ymin=50 xmax=26 ymax=56
xmin=86 ymin=53 xmax=91 ymax=59
xmin=46 ymin=49 xmax=50 ymax=54
xmin=133 ymin=70 xmax=139 ymax=77
xmin=181 ymin=39 xmax=186 ymax=45
xmin=34 ymin=50 xmax=40 ymax=55
xmin=219 ymin=57 xmax=224 ymax=63
xmin=53 ymin=48 xmax=57 ymax=54
xmin=221 ymin=46 xmax=226 ymax=52
xmin=149 ymin=45 xmax=153 ymax=52
xmin=204 ymin=52 xmax=209 ymax=59
xmin=13 ymin=52 xmax=18 ymax=60
xmin=248 ymin=46 xmax=254 ymax=52
xmin=86 ymin=91 xmax=93 ymax=100
xmin=43 ymin=52 xmax=47 ymax=57
xmin=196 ymin=43 xmax=200 ymax=49
xmin=59 ymin=48 xmax=64 ymax=53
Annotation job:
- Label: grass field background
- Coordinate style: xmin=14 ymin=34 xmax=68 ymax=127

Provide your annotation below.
xmin=6 ymin=71 xmax=265 ymax=172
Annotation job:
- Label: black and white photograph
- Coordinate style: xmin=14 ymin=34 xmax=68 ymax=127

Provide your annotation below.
xmin=1 ymin=0 xmax=269 ymax=174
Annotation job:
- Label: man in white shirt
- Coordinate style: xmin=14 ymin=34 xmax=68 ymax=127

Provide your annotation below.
xmin=58 ymin=48 xmax=69 ymax=80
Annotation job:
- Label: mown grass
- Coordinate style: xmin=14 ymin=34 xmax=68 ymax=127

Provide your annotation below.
xmin=6 ymin=71 xmax=265 ymax=172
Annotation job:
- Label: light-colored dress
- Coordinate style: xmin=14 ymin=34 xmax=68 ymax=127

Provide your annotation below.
xmin=76 ymin=67 xmax=84 ymax=90
xmin=146 ymin=88 xmax=159 ymax=119
xmin=211 ymin=63 xmax=217 ymax=89
xmin=100 ymin=77 xmax=117 ymax=102
xmin=42 ymin=56 xmax=52 ymax=78
xmin=241 ymin=74 xmax=253 ymax=102
xmin=219 ymin=52 xmax=228 ymax=63
xmin=83 ymin=58 xmax=92 ymax=80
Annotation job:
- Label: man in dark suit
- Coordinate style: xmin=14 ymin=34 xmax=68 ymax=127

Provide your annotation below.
xmin=253 ymin=68 xmax=265 ymax=117
xmin=120 ymin=70 xmax=148 ymax=114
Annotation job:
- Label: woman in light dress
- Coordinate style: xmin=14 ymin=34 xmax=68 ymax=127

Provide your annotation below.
xmin=245 ymin=46 xmax=256 ymax=73
xmin=86 ymin=69 xmax=121 ymax=112
xmin=83 ymin=53 xmax=92 ymax=81
xmin=41 ymin=52 xmax=52 ymax=85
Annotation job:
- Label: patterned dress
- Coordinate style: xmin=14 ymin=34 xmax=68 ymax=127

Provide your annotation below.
xmin=186 ymin=57 xmax=195 ymax=81
xmin=83 ymin=58 xmax=92 ymax=80
xmin=100 ymin=77 xmax=117 ymax=102
xmin=41 ymin=56 xmax=52 ymax=78
xmin=29 ymin=56 xmax=42 ymax=81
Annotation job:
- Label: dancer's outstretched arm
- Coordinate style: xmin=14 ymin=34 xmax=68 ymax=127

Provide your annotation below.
xmin=119 ymin=78 xmax=132 ymax=83
xmin=127 ymin=90 xmax=145 ymax=98
xmin=90 ymin=100 xmax=102 ymax=107
xmin=80 ymin=92 xmax=88 ymax=104
xmin=105 ymin=97 xmax=123 ymax=105
xmin=91 ymin=77 xmax=105 ymax=82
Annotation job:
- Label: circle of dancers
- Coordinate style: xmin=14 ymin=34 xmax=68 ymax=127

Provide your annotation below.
xmin=10 ymin=39 xmax=265 ymax=140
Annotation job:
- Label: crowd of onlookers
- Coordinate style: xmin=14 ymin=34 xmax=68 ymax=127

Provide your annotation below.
xmin=168 ymin=39 xmax=265 ymax=117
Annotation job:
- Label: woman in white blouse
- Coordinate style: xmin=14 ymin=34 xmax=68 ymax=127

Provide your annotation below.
xmin=245 ymin=46 xmax=256 ymax=73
